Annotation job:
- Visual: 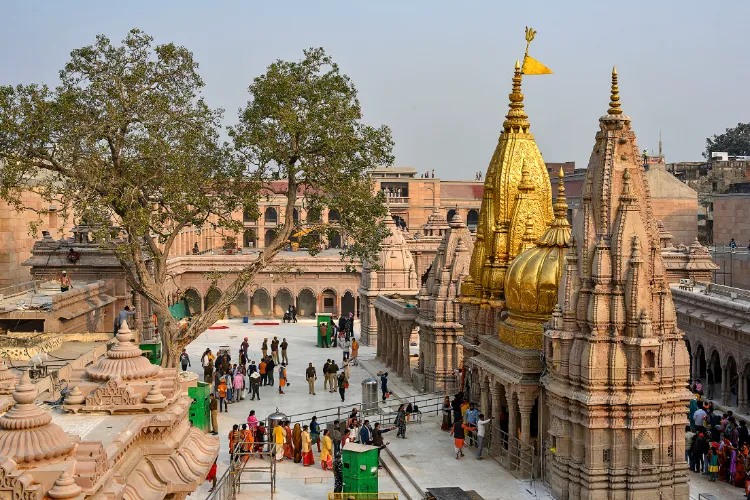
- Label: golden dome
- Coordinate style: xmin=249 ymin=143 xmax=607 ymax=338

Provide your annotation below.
xmin=500 ymin=168 xmax=571 ymax=349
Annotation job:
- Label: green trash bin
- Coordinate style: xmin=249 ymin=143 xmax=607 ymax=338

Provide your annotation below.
xmin=341 ymin=443 xmax=379 ymax=494
xmin=188 ymin=382 xmax=210 ymax=432
xmin=316 ymin=313 xmax=332 ymax=347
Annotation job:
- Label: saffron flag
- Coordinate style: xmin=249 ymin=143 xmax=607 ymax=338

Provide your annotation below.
xmin=521 ymin=56 xmax=553 ymax=75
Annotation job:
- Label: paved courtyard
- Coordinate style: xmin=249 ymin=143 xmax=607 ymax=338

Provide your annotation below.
xmin=182 ymin=318 xmax=742 ymax=499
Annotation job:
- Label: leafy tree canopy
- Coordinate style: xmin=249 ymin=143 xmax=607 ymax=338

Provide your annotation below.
xmin=704 ymin=122 xmax=750 ymax=158
xmin=0 ymin=30 xmax=392 ymax=366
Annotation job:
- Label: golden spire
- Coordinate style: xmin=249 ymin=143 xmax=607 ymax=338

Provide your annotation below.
xmin=503 ymin=60 xmax=530 ymax=133
xmin=552 ymin=167 xmax=569 ymax=220
xmin=608 ymin=66 xmax=622 ymax=115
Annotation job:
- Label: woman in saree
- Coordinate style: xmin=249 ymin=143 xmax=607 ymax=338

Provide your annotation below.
xmin=283 ymin=421 xmax=294 ymax=460
xmin=292 ymin=423 xmax=302 ymax=463
xmin=320 ymin=429 xmax=333 ymax=470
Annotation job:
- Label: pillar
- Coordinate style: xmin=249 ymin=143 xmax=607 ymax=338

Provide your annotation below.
xmin=133 ymin=293 xmax=143 ymax=343
xmin=739 ymin=373 xmax=748 ymax=414
xmin=393 ymin=319 xmax=402 ymax=375
xmin=480 ymin=379 xmax=490 ymax=417
xmin=384 ymin=315 xmax=393 ymax=368
xmin=519 ymin=406 xmax=532 ymax=445
xmin=375 ymin=310 xmax=383 ymax=360
xmin=507 ymin=391 xmax=518 ymax=468
xmin=401 ymin=324 xmax=411 ymax=378
xmin=491 ymin=387 xmax=503 ymax=457
xmin=722 ymin=364 xmax=729 ymax=406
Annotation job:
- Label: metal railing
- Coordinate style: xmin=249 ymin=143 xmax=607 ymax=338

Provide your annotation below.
xmin=207 ymin=442 xmax=276 ymax=500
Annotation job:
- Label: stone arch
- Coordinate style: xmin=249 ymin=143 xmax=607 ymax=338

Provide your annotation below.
xmin=341 ymin=290 xmax=356 ymax=316
xmin=273 ymin=288 xmax=294 ymax=317
xmin=264 ymin=229 xmax=276 ymax=248
xmin=264 ymin=206 xmax=277 ymax=225
xmin=447 ymin=208 xmax=457 ymax=222
xmin=329 ymin=230 xmax=342 ymax=249
xmin=726 ymin=355 xmax=739 ymax=407
xmin=467 ymin=209 xmax=479 ymax=232
xmin=183 ymin=288 xmax=202 ymax=315
xmin=707 ymin=348 xmax=722 ymax=400
xmin=320 ymin=288 xmax=337 ymax=314
xmin=424 ymin=187 xmax=435 ymax=206
xmin=695 ymin=342 xmax=707 ymax=380
xmin=297 ymin=288 xmax=317 ymax=317
xmin=204 ymin=287 xmax=222 ymax=311
xmin=229 ymin=290 xmax=249 ymax=317
xmin=250 ymin=288 xmax=272 ymax=317
xmin=243 ymin=229 xmax=257 ymax=248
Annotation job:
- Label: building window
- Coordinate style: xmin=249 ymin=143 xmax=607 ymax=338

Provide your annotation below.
xmin=667 ymin=445 xmax=673 ymax=459
xmin=324 ymin=298 xmax=334 ymax=308
xmin=642 ymin=449 xmax=653 ymax=465
xmin=602 ymin=449 xmax=610 ymax=463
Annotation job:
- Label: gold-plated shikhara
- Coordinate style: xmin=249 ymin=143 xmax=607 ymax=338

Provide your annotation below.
xmin=460 ymin=28 xmax=553 ymax=304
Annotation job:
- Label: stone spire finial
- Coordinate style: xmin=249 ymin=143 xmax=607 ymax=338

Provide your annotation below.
xmin=0 ymin=372 xmax=77 ymax=463
xmin=503 ymin=60 xmax=530 ymax=133
xmin=48 ymin=469 xmax=83 ymax=499
xmin=608 ymin=66 xmax=622 ymax=115
xmin=553 ymin=167 xmax=569 ymax=220
xmin=86 ymin=319 xmax=161 ymax=381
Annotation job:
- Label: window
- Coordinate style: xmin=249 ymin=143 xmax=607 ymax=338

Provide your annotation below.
xmin=602 ymin=449 xmax=610 ymax=463
xmin=324 ymin=298 xmax=334 ymax=308
xmin=642 ymin=449 xmax=653 ymax=465
xmin=667 ymin=445 xmax=673 ymax=459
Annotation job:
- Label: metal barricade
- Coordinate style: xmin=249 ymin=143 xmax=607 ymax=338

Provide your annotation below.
xmin=207 ymin=442 xmax=277 ymax=500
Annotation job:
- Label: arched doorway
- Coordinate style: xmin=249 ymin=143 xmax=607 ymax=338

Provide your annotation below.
xmin=243 ymin=229 xmax=256 ymax=248
xmin=293 ymin=208 xmax=300 ymax=224
xmin=447 ymin=209 xmax=457 ymax=222
xmin=274 ymin=289 xmax=294 ymax=317
xmin=264 ymin=207 xmax=277 ymax=225
xmin=329 ymin=231 xmax=342 ymax=249
xmin=204 ymin=287 xmax=222 ymax=311
xmin=494 ymin=381 xmax=509 ymax=450
xmin=341 ymin=291 xmax=355 ymax=316
xmin=708 ymin=350 xmax=722 ymax=400
xmin=695 ymin=344 xmax=707 ymax=382
xmin=328 ymin=209 xmax=340 ymax=223
xmin=229 ymin=291 xmax=249 ymax=318
xmin=321 ymin=289 xmax=337 ymax=314
xmin=726 ymin=356 xmax=739 ymax=407
xmin=250 ymin=289 xmax=271 ymax=317
xmin=467 ymin=209 xmax=479 ymax=232
xmin=297 ymin=289 xmax=317 ymax=317
xmin=264 ymin=229 xmax=275 ymax=248
xmin=183 ymin=288 xmax=201 ymax=315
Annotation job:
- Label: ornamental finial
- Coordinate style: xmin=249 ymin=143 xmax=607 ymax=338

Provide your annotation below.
xmin=608 ymin=66 xmax=622 ymax=115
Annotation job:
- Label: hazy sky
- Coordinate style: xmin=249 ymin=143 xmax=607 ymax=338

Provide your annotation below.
xmin=2 ymin=1 xmax=749 ymax=179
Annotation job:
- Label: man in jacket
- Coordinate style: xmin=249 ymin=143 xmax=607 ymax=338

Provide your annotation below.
xmin=328 ymin=361 xmax=339 ymax=393
xmin=306 ymin=362 xmax=317 ymax=395
xmin=322 ymin=360 xmax=331 ymax=391
xmin=281 ymin=338 xmax=289 ymax=364
xmin=332 ymin=420 xmax=342 ymax=455
xmin=266 ymin=357 xmax=276 ymax=386
xmin=249 ymin=371 xmax=261 ymax=401
xmin=359 ymin=420 xmax=372 ymax=445
xmin=209 ymin=394 xmax=219 ymax=435
xmin=180 ymin=349 xmax=191 ymax=371
xmin=271 ymin=337 xmax=280 ymax=364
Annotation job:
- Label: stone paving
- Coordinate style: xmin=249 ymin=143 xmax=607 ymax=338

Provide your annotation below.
xmin=182 ymin=318 xmax=740 ymax=499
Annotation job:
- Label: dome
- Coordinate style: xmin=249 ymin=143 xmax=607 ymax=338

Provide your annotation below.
xmin=86 ymin=320 xmax=161 ymax=381
xmin=365 ymin=210 xmax=417 ymax=291
xmin=0 ymin=371 xmax=78 ymax=464
xmin=500 ymin=169 xmax=571 ymax=349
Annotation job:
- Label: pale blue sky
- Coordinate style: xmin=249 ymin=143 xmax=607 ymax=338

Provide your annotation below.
xmin=2 ymin=1 xmax=748 ymax=179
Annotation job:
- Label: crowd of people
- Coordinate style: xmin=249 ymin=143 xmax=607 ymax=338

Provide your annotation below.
xmin=441 ymin=393 xmax=497 ymax=460
xmin=687 ymin=388 xmax=750 ymax=490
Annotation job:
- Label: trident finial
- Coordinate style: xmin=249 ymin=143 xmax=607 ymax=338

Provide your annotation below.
xmin=524 ymin=26 xmax=537 ymax=59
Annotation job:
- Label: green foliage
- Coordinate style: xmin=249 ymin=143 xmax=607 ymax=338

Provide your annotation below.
xmin=704 ymin=122 xmax=750 ymax=158
xmin=0 ymin=33 xmax=393 ymax=365
xmin=230 ymin=47 xmax=393 ymax=267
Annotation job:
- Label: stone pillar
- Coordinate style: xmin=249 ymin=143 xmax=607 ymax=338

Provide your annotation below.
xmin=480 ymin=379 xmax=490 ymax=417
xmin=519 ymin=406 xmax=532 ymax=445
xmin=375 ymin=310 xmax=383 ymax=360
xmin=394 ymin=319 xmax=403 ymax=375
xmin=722 ymin=364 xmax=729 ymax=406
xmin=133 ymin=293 xmax=143 ymax=343
xmin=384 ymin=316 xmax=393 ymax=368
xmin=507 ymin=391 xmax=518 ymax=468
xmin=401 ymin=324 xmax=411 ymax=378
xmin=491 ymin=387 xmax=502 ymax=458
xmin=739 ymin=374 xmax=748 ymax=414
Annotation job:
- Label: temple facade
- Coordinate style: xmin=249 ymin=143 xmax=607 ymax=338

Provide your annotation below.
xmin=542 ymin=69 xmax=691 ymax=499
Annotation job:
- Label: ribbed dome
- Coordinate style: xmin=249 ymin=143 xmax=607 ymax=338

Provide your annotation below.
xmin=504 ymin=168 xmax=571 ymax=317
xmin=86 ymin=320 xmax=161 ymax=381
xmin=0 ymin=371 xmax=78 ymax=463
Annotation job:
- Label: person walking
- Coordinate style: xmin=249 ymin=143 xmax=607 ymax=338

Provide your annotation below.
xmin=332 ymin=420 xmax=342 ymax=455
xmin=274 ymin=422 xmax=286 ymax=462
xmin=441 ymin=396 xmax=452 ymax=431
xmin=320 ymin=429 xmax=333 ymax=470
xmin=476 ymin=414 xmax=493 ymax=459
xmin=271 ymin=337 xmax=280 ymax=364
xmin=259 ymin=358 xmax=267 ymax=386
xmin=278 ymin=364 xmax=287 ymax=394
xmin=266 ymin=357 xmax=276 ymax=386
xmin=233 ymin=370 xmax=245 ymax=401
xmin=217 ymin=377 xmax=228 ymax=412
xmin=209 ymin=394 xmax=219 ymax=435
xmin=329 ymin=361 xmax=339 ymax=393
xmin=291 ymin=305 xmax=297 ymax=323
xmin=310 ymin=416 xmax=322 ymax=452
xmin=379 ymin=371 xmax=389 ymax=402
xmin=395 ymin=405 xmax=407 ymax=438
xmin=292 ymin=423 xmax=302 ymax=463
xmin=306 ymin=362 xmax=317 ymax=395
xmin=302 ymin=425 xmax=314 ymax=466
xmin=249 ymin=371 xmax=261 ymax=400
xmin=281 ymin=338 xmax=289 ymax=364
xmin=451 ymin=417 xmax=471 ymax=460
xmin=322 ymin=360 xmax=331 ymax=391
xmin=343 ymin=359 xmax=351 ymax=380
xmin=241 ymin=337 xmax=249 ymax=359
xmin=337 ymin=371 xmax=348 ymax=402
xmin=247 ymin=410 xmax=259 ymax=431
xmin=179 ymin=349 xmax=191 ymax=371
xmin=351 ymin=338 xmax=359 ymax=364
xmin=261 ymin=338 xmax=268 ymax=358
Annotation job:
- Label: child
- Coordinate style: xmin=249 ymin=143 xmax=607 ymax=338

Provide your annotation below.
xmin=709 ymin=448 xmax=719 ymax=481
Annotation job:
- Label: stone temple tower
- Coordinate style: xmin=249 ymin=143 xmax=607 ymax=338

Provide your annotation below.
xmin=542 ymin=68 xmax=691 ymax=500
